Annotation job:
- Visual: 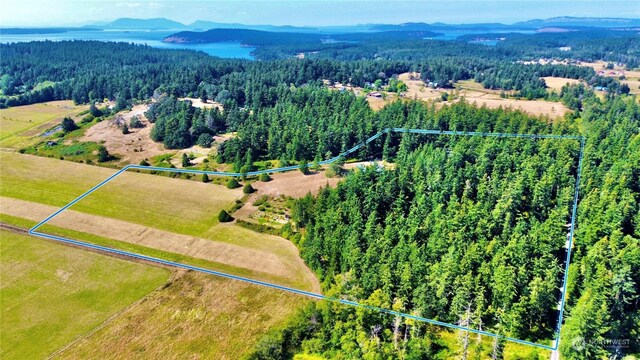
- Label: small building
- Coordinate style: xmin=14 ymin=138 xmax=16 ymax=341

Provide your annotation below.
xmin=368 ymin=92 xmax=383 ymax=98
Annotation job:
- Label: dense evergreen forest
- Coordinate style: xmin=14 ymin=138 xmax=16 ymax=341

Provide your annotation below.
xmin=248 ymin=93 xmax=639 ymax=360
xmin=1 ymin=35 xmax=628 ymax=109
xmin=1 ymin=40 xmax=638 ymax=359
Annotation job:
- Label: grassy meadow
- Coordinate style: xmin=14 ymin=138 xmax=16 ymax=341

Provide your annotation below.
xmin=0 ymin=152 xmax=243 ymax=235
xmin=0 ymin=101 xmax=88 ymax=148
xmin=56 ymin=271 xmax=309 ymax=359
xmin=0 ymin=152 xmax=319 ymax=292
xmin=0 ymin=229 xmax=169 ymax=359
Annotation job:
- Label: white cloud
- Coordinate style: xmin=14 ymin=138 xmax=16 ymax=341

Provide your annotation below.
xmin=148 ymin=2 xmax=163 ymax=9
xmin=116 ymin=2 xmax=142 ymax=8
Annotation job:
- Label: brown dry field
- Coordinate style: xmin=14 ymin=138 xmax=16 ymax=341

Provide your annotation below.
xmin=399 ymin=72 xmax=447 ymax=102
xmin=81 ymin=103 xmax=225 ymax=166
xmin=625 ymin=79 xmax=640 ymax=95
xmin=56 ymin=271 xmax=309 ymax=359
xmin=3 ymin=196 xmax=320 ymax=292
xmin=371 ymin=74 xmax=571 ymax=118
xmin=234 ymin=161 xmax=385 ymax=225
xmin=80 ymin=104 xmax=171 ymax=164
xmin=452 ymin=79 xmax=570 ymax=118
xmin=578 ymin=60 xmax=626 ymax=72
xmin=541 ymin=76 xmax=582 ymax=91
xmin=248 ymin=161 xmax=384 ymax=199
xmin=457 ymin=96 xmax=569 ymax=118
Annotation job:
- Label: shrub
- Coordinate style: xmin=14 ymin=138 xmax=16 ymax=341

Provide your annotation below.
xmin=139 ymin=159 xmax=150 ymax=166
xmin=181 ymin=153 xmax=191 ymax=167
xmin=259 ymin=172 xmax=271 ymax=182
xmin=326 ymin=161 xmax=343 ymax=178
xmin=253 ymin=195 xmax=269 ymax=206
xmin=217 ymin=210 xmax=233 ymax=223
xmin=122 ymin=123 xmax=129 ymax=134
xmin=226 ymin=178 xmax=241 ymax=189
xmin=299 ymin=162 xmax=310 ymax=175
xmin=89 ymin=103 xmax=103 ymax=117
xmin=61 ymin=117 xmax=78 ymax=132
xmin=81 ymin=114 xmax=95 ymax=123
xmin=97 ymin=146 xmax=109 ymax=162
xmin=201 ymin=174 xmax=209 ymax=183
xmin=129 ymin=116 xmax=144 ymax=128
xmin=215 ymin=89 xmax=231 ymax=102
xmin=243 ymin=183 xmax=255 ymax=194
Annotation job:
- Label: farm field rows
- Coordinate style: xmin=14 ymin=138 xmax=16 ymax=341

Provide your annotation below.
xmin=0 ymin=229 xmax=170 ymax=360
xmin=0 ymin=152 xmax=320 ymax=291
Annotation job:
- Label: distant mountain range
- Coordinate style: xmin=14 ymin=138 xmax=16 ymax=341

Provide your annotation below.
xmin=86 ymin=16 xmax=640 ymax=32
xmin=513 ymin=16 xmax=640 ymax=28
xmin=3 ymin=16 xmax=638 ymax=36
xmin=97 ymin=17 xmax=186 ymax=30
xmin=87 ymin=18 xmax=321 ymax=32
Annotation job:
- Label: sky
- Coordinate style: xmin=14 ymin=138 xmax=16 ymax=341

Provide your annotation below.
xmin=1 ymin=0 xmax=639 ymax=27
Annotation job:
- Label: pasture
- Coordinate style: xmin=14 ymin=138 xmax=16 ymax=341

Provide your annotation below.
xmin=0 ymin=152 xmax=320 ymax=291
xmin=0 ymin=152 xmax=243 ymax=235
xmin=0 ymin=229 xmax=169 ymax=360
xmin=55 ymin=271 xmax=309 ymax=359
xmin=0 ymin=101 xmax=88 ymax=148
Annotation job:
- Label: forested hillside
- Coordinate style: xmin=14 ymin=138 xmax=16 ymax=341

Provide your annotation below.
xmin=247 ymin=93 xmax=639 ymax=360
xmin=1 ymin=39 xmax=627 ymax=110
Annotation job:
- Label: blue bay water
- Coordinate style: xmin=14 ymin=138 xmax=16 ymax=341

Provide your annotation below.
xmin=0 ymin=30 xmax=256 ymax=59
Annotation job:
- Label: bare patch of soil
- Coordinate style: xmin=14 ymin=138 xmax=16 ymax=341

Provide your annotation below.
xmin=178 ymin=97 xmax=224 ymax=110
xmin=251 ymin=170 xmax=341 ymax=198
xmin=80 ymin=104 xmax=171 ymax=164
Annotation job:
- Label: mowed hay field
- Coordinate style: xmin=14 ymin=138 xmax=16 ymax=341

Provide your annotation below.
xmin=0 ymin=152 xmax=243 ymax=235
xmin=0 ymin=101 xmax=88 ymax=148
xmin=454 ymin=80 xmax=570 ymax=118
xmin=0 ymin=230 xmax=170 ymax=360
xmin=57 ymin=271 xmax=309 ymax=360
xmin=1 ymin=152 xmax=321 ymax=291
xmin=541 ymin=76 xmax=582 ymax=91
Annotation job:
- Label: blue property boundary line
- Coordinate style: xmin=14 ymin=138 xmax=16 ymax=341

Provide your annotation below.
xmin=28 ymin=128 xmax=584 ymax=351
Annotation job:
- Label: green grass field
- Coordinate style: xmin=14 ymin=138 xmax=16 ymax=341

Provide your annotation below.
xmin=0 ymin=152 xmax=243 ymax=235
xmin=0 ymin=229 xmax=170 ymax=359
xmin=0 ymin=101 xmax=88 ymax=148
xmin=56 ymin=271 xmax=309 ymax=359
xmin=0 ymin=152 xmax=320 ymax=292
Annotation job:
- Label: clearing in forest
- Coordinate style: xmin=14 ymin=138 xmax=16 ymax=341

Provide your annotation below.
xmin=542 ymin=76 xmax=582 ymax=91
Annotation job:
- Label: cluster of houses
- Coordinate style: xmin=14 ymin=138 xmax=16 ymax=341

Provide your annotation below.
xmin=596 ymin=70 xmax=624 ymax=77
